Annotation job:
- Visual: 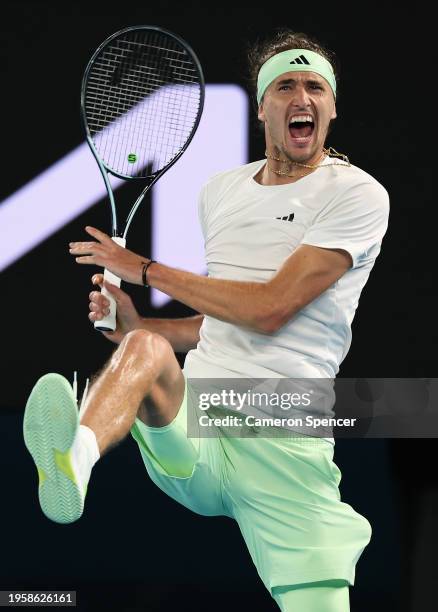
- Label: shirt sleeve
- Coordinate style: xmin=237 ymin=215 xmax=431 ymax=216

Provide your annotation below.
xmin=300 ymin=180 xmax=390 ymax=268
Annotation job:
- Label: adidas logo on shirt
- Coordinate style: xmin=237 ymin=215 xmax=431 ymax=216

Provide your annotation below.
xmin=289 ymin=55 xmax=310 ymax=65
xmin=276 ymin=213 xmax=295 ymax=222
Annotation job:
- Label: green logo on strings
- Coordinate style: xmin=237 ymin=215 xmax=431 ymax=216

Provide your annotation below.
xmin=127 ymin=153 xmax=137 ymax=163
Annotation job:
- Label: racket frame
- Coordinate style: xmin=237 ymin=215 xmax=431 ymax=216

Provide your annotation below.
xmin=80 ymin=25 xmax=204 ymax=332
xmin=80 ymin=24 xmax=205 ymax=239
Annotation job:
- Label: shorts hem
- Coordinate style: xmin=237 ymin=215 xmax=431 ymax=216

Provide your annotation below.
xmin=267 ymin=567 xmax=355 ymax=594
xmin=130 ymin=422 xmax=198 ymax=481
xmin=132 ymin=414 xmax=180 ymax=434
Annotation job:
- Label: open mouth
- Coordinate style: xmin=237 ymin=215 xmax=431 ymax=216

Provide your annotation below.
xmin=288 ymin=117 xmax=315 ymax=143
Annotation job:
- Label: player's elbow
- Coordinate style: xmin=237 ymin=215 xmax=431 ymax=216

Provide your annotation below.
xmin=255 ymin=303 xmax=298 ymax=334
xmin=256 ymin=315 xmax=281 ymax=334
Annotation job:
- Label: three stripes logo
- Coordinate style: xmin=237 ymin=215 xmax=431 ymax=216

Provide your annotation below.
xmin=289 ymin=55 xmax=310 ymax=65
xmin=276 ymin=213 xmax=295 ymax=222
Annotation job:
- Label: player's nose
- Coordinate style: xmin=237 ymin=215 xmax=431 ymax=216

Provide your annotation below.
xmin=290 ymin=84 xmax=311 ymax=107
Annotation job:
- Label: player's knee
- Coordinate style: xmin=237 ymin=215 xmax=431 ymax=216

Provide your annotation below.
xmin=122 ymin=329 xmax=173 ymax=372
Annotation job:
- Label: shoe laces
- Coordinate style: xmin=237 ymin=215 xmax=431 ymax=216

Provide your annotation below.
xmin=72 ymin=372 xmax=90 ymax=420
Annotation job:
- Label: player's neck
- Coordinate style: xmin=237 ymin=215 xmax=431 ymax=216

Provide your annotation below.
xmin=255 ymin=148 xmax=326 ymax=186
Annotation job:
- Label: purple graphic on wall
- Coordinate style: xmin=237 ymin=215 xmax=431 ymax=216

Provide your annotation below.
xmin=152 ymin=84 xmax=248 ymax=306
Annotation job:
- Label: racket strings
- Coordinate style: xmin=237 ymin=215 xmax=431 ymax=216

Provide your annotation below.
xmin=84 ymin=28 xmax=202 ymax=178
xmin=133 ymin=31 xmax=200 ymax=169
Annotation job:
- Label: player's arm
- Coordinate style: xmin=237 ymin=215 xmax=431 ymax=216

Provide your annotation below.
xmin=73 ymin=229 xmax=351 ymax=334
xmin=145 ymin=244 xmax=351 ymax=333
xmin=89 ymin=273 xmax=203 ymax=351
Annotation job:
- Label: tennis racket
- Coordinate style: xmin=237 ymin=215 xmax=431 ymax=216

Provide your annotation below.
xmin=81 ymin=25 xmax=205 ymax=331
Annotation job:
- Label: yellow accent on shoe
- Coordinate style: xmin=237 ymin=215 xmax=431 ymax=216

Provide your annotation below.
xmin=37 ymin=466 xmax=46 ymax=485
xmin=54 ymin=448 xmax=77 ymax=484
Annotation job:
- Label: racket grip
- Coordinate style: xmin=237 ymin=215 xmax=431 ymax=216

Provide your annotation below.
xmin=94 ymin=237 xmax=126 ymax=333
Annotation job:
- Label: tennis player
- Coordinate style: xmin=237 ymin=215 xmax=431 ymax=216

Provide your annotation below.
xmin=24 ymin=30 xmax=389 ymax=611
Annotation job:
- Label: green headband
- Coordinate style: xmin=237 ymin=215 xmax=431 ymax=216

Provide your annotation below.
xmin=257 ymin=49 xmax=336 ymax=104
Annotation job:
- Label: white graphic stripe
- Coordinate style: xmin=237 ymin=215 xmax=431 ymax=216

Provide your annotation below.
xmin=0 ymin=146 xmax=122 ymax=272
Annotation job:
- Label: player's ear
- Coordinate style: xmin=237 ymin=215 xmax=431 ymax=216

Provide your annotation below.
xmin=330 ymin=102 xmax=337 ymax=121
xmin=258 ymin=101 xmax=265 ymax=122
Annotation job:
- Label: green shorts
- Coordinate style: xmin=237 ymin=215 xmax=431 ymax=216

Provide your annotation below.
xmin=130 ymin=378 xmax=372 ymax=593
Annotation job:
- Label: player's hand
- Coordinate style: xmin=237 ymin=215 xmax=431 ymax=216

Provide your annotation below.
xmin=69 ymin=226 xmax=150 ymax=285
xmin=89 ymin=274 xmax=142 ymax=344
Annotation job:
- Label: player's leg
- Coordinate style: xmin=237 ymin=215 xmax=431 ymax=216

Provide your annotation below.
xmin=219 ymin=432 xmax=370 ymax=610
xmin=80 ymin=328 xmax=198 ymax=478
xmin=23 ymin=328 xmax=195 ymax=523
xmin=272 ymin=580 xmax=350 ymax=612
xmin=80 ymin=328 xmax=186 ymax=453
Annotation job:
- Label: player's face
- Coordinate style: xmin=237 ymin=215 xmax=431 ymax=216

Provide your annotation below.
xmin=258 ymin=71 xmax=337 ymax=164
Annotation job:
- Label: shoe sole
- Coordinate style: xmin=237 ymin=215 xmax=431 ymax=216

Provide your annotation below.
xmin=23 ymin=373 xmax=84 ymax=524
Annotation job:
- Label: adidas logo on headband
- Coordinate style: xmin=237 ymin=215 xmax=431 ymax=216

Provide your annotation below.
xmin=257 ymin=49 xmax=337 ymax=104
xmin=289 ymin=55 xmax=310 ymax=65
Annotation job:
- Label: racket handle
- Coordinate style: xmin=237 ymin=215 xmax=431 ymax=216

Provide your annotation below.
xmin=94 ymin=237 xmax=126 ymax=333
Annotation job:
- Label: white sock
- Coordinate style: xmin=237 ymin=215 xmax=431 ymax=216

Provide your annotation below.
xmin=70 ymin=425 xmax=100 ymax=496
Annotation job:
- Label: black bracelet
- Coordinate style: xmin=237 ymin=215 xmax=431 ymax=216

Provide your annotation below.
xmin=142 ymin=260 xmax=156 ymax=287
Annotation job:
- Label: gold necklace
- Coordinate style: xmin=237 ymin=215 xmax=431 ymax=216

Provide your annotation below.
xmin=268 ymin=166 xmax=310 ymax=180
xmin=265 ymin=146 xmax=351 ymax=179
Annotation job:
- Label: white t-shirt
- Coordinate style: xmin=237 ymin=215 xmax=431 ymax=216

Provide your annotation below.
xmin=183 ymin=156 xmax=389 ymax=437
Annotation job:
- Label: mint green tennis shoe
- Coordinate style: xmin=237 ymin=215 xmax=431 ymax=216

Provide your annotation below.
xmin=23 ymin=373 xmax=85 ymax=524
